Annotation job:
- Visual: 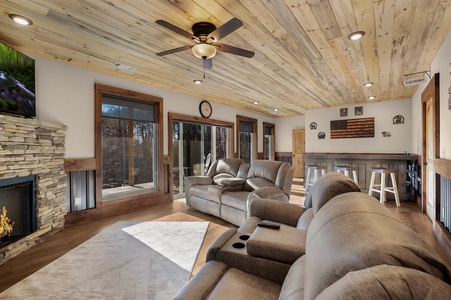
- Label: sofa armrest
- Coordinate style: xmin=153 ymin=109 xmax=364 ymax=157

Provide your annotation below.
xmin=206 ymin=228 xmax=237 ymax=262
xmin=184 ymin=176 xmax=213 ymax=205
xmin=248 ymin=198 xmax=305 ymax=227
xmin=172 ymin=260 xmax=229 ymax=300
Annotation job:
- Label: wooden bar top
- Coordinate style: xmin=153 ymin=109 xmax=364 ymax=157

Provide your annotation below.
xmin=303 ymin=152 xmax=418 ymax=161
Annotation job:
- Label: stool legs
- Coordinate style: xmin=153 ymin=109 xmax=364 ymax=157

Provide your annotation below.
xmin=368 ymin=169 xmax=400 ymax=206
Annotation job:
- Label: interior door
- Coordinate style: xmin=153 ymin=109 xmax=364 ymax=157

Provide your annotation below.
xmin=292 ymin=129 xmax=305 ymax=178
xmin=425 ymin=100 xmax=435 ymax=220
xmin=422 ymin=74 xmax=440 ymax=221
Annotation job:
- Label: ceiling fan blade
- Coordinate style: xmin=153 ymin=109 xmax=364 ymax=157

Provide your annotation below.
xmin=209 ymin=18 xmax=243 ymax=41
xmin=155 ymin=20 xmax=193 ymax=39
xmin=215 ymin=43 xmax=255 ymax=58
xmin=156 ymin=45 xmax=192 ymax=56
xmin=203 ymin=58 xmax=213 ymax=69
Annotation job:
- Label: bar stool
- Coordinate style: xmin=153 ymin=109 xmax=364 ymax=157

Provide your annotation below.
xmin=334 ymin=166 xmax=359 ymax=185
xmin=368 ymin=167 xmax=400 ymax=206
xmin=305 ymin=165 xmax=326 ymax=193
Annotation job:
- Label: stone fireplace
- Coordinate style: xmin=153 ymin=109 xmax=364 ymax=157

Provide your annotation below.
xmin=0 ymin=115 xmax=67 ymax=265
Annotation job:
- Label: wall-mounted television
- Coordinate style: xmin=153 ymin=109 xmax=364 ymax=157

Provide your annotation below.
xmin=0 ymin=42 xmax=36 ymax=118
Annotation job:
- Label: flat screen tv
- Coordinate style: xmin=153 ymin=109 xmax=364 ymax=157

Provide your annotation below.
xmin=0 ymin=42 xmax=35 ymax=118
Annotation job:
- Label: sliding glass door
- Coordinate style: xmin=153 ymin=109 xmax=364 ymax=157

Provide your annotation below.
xmin=172 ymin=121 xmax=229 ymax=195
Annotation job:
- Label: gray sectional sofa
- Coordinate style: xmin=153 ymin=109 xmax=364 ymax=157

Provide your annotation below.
xmin=184 ymin=158 xmax=294 ymax=226
xmin=174 ymin=173 xmax=451 ymax=299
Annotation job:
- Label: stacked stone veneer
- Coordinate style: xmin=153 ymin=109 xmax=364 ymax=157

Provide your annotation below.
xmin=0 ymin=115 xmax=67 ymax=265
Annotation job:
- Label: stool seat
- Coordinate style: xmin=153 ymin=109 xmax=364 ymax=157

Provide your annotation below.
xmin=305 ymin=165 xmax=326 ymax=193
xmin=334 ymin=166 xmax=359 ymax=185
xmin=368 ymin=167 xmax=400 ymax=206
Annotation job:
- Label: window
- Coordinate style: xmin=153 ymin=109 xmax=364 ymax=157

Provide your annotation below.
xmin=95 ymin=84 xmax=163 ymax=203
xmin=263 ymin=122 xmax=275 ymax=160
xmin=237 ymin=115 xmax=258 ymax=163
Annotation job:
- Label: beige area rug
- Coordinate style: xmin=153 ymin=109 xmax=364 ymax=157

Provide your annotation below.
xmin=0 ymin=220 xmax=209 ymax=299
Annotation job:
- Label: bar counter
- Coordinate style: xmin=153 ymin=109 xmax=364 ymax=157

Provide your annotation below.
xmin=303 ymin=153 xmax=419 ymax=201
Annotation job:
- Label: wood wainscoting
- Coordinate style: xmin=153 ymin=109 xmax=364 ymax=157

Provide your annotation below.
xmin=433 ymin=158 xmax=451 ymax=260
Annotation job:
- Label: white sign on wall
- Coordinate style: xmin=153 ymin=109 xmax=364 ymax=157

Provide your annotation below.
xmin=403 ymin=77 xmax=426 ymax=86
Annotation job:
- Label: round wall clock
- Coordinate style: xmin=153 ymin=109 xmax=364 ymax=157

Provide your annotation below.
xmin=199 ymin=100 xmax=212 ymax=118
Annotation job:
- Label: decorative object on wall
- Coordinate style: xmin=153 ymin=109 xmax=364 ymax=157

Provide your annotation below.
xmin=340 ymin=108 xmax=348 ymax=117
xmin=382 ymin=131 xmax=392 ymax=137
xmin=354 ymin=106 xmax=363 ymax=116
xmin=393 ymin=115 xmax=404 ymax=124
xmin=318 ymin=132 xmax=326 ymax=139
xmin=330 ymin=117 xmax=375 ymax=139
xmin=310 ymin=122 xmax=317 ymax=130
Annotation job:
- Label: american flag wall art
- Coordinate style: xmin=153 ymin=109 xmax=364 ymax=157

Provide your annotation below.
xmin=330 ymin=117 xmax=375 ymax=139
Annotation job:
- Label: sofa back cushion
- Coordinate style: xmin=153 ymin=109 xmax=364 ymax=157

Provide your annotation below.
xmin=209 ymin=159 xmax=243 ymax=184
xmin=310 ymin=172 xmax=360 ymax=215
xmin=304 ymin=192 xmax=451 ymax=300
xmin=244 ymin=160 xmax=284 ymax=191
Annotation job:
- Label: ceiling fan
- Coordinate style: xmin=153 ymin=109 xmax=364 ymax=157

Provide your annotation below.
xmin=155 ymin=18 xmax=255 ymax=69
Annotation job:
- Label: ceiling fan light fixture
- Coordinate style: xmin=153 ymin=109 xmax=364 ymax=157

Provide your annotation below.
xmin=9 ymin=14 xmax=33 ymax=26
xmin=348 ymin=31 xmax=365 ymax=40
xmin=192 ymin=44 xmax=217 ymax=59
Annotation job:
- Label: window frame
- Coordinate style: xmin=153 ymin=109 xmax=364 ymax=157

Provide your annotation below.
xmin=263 ymin=122 xmax=275 ymax=160
xmin=236 ymin=115 xmax=258 ymax=162
xmin=94 ymin=84 xmax=164 ymax=206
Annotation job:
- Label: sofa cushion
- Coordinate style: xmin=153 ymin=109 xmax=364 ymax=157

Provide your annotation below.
xmin=214 ymin=177 xmax=246 ymax=187
xmin=190 ymin=185 xmax=222 ymax=204
xmin=247 ymin=224 xmax=306 ymax=264
xmin=279 ymin=256 xmax=306 ymax=300
xmin=221 ymin=191 xmax=249 ymax=211
xmin=247 ymin=160 xmax=283 ymax=182
xmin=246 ymin=177 xmax=276 ymax=191
xmin=304 ymin=192 xmax=451 ymax=300
xmin=311 ymin=172 xmax=360 ymax=215
xmin=316 ymin=265 xmax=451 ymax=300
xmin=215 ymin=158 xmax=243 ymax=177
xmin=208 ymin=268 xmax=281 ymax=299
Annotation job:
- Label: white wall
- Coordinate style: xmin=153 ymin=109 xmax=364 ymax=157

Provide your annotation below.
xmin=411 ymin=29 xmax=451 ymax=159
xmin=33 ymin=56 xmax=276 ymax=158
xmin=305 ymin=99 xmax=412 ymax=153
xmin=275 ymin=116 xmax=305 ymax=152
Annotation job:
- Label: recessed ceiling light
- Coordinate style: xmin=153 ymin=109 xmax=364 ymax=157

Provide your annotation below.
xmin=273 ymin=108 xmax=279 ymax=112
xmin=363 ymin=82 xmax=373 ymax=87
xmin=253 ymin=101 xmax=259 ymax=105
xmin=348 ymin=31 xmax=365 ymax=40
xmin=9 ymin=14 xmax=33 ymax=26
xmin=368 ymin=96 xmax=376 ymax=100
xmin=193 ymin=79 xmax=202 ymax=84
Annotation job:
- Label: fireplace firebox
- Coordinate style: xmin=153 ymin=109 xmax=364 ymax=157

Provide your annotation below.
xmin=0 ymin=175 xmax=37 ymax=248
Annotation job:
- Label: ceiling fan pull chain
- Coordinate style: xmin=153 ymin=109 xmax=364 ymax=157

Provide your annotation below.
xmin=203 ymin=57 xmax=206 ymax=78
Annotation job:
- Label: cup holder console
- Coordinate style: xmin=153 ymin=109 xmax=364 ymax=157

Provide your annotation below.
xmin=239 ymin=235 xmax=250 ymax=241
xmin=232 ymin=242 xmax=246 ymax=249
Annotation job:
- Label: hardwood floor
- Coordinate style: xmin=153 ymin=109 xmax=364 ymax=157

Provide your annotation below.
xmin=0 ymin=180 xmax=449 ymax=293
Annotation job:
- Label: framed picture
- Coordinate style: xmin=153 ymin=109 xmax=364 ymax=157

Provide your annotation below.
xmin=340 ymin=108 xmax=348 ymax=117
xmin=355 ymin=106 xmax=363 ymax=116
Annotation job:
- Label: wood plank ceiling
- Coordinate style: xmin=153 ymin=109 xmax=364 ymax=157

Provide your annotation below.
xmin=0 ymin=0 xmax=450 ymax=117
